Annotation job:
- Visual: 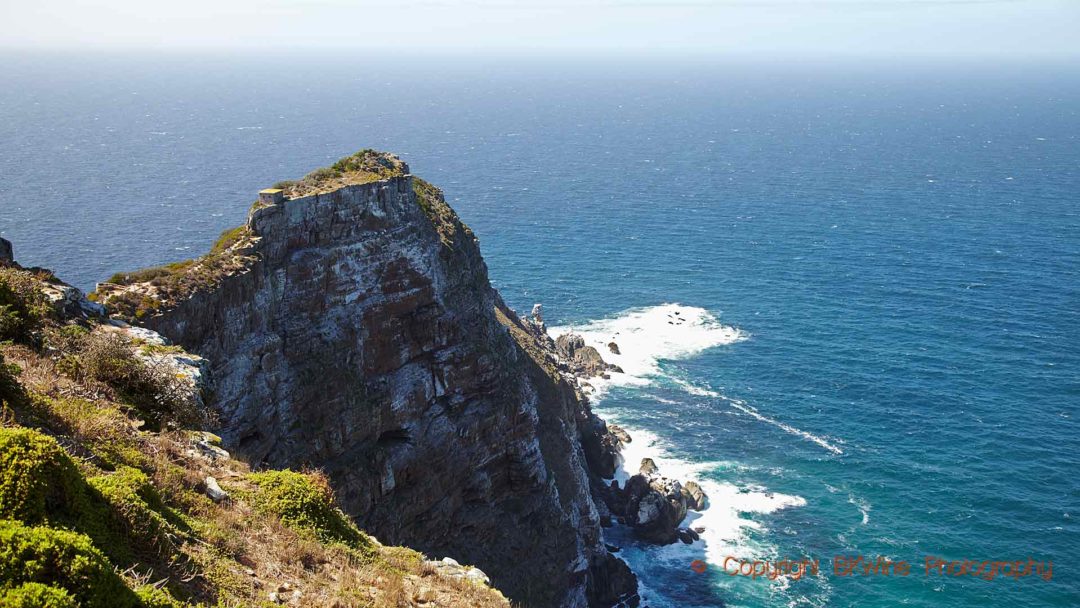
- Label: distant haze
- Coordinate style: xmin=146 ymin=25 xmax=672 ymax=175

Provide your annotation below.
xmin=1 ymin=0 xmax=1078 ymax=59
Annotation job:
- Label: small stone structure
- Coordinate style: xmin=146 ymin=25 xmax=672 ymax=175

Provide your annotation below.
xmin=258 ymin=188 xmax=285 ymax=206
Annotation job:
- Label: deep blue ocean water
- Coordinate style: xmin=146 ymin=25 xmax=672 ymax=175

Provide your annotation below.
xmin=2 ymin=53 xmax=1078 ymax=607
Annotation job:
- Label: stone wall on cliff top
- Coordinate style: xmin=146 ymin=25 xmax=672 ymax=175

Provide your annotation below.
xmin=95 ymin=155 xmax=637 ymax=608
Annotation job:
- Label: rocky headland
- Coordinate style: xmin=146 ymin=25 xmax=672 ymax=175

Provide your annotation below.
xmin=87 ymin=150 xmax=640 ymax=607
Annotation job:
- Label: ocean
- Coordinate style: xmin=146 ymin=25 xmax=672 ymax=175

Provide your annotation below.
xmin=1 ymin=53 xmax=1077 ymax=607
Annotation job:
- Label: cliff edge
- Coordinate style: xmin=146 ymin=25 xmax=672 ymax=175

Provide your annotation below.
xmin=94 ymin=151 xmax=638 ymax=607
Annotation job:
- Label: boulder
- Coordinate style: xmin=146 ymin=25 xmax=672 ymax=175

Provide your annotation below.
xmin=607 ymin=341 xmax=621 ymax=355
xmin=581 ymin=413 xmax=620 ymax=479
xmin=673 ymin=529 xmax=699 ymax=546
xmin=555 ymin=333 xmax=622 ymax=378
xmin=609 ymin=424 xmax=632 ymax=444
xmin=683 ymin=480 xmax=707 ymax=511
xmin=204 ymin=476 xmax=229 ymax=503
xmin=0 ymin=238 xmax=12 ymax=264
xmin=639 ymin=458 xmax=659 ymax=477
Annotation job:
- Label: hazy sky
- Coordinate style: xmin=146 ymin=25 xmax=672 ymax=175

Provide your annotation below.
xmin=1 ymin=0 xmax=1078 ymax=58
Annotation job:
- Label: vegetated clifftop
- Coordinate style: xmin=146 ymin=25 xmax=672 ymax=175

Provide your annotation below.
xmin=94 ymin=151 xmax=639 ymax=607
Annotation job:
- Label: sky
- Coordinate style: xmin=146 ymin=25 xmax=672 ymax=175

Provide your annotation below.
xmin=0 ymin=0 xmax=1078 ymax=59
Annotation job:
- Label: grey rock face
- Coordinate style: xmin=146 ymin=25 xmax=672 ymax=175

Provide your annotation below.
xmin=129 ymin=171 xmax=635 ymax=607
xmin=555 ymin=333 xmax=623 ymax=378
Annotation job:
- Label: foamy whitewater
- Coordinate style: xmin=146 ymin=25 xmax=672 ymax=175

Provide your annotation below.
xmin=551 ymin=304 xmax=812 ymax=606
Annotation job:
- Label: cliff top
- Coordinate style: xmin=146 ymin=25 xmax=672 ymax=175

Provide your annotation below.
xmin=94 ymin=149 xmax=421 ymax=322
xmin=264 ymin=149 xmax=409 ymax=202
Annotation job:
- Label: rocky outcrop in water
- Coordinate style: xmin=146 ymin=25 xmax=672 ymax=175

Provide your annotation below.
xmin=556 ymin=333 xmax=624 ymax=378
xmin=597 ymin=458 xmax=708 ymax=546
xmin=95 ymin=153 xmax=637 ymax=608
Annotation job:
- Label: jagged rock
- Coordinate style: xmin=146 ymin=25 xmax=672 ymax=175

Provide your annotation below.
xmin=607 ymin=342 xmax=620 ymax=355
xmin=677 ymin=528 xmax=695 ymax=545
xmin=581 ymin=413 xmax=621 ymax=479
xmin=0 ymin=238 xmax=12 ymax=264
xmin=555 ymin=333 xmax=622 ymax=378
xmin=683 ymin=480 xmax=708 ymax=511
xmin=639 ymin=458 xmax=659 ymax=477
xmin=204 ymin=476 xmax=228 ymax=503
xmin=609 ymin=424 xmax=631 ymax=444
xmin=587 ymin=552 xmax=641 ymax=608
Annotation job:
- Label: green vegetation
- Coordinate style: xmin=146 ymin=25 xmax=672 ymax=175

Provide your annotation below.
xmin=99 ymin=226 xmax=252 ymax=321
xmin=0 ymin=582 xmax=79 ymax=608
xmin=0 ymin=428 xmax=97 ymax=527
xmin=247 ymin=470 xmax=374 ymax=554
xmin=269 ymin=149 xmax=408 ymax=198
xmin=0 ymin=267 xmax=51 ymax=343
xmin=0 ymin=520 xmax=141 ymax=608
xmin=88 ymin=466 xmax=186 ymax=559
xmin=51 ymin=330 xmax=203 ymax=430
xmin=0 ymin=352 xmax=23 ymax=408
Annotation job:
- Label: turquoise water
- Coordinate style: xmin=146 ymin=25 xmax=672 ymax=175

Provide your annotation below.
xmin=1 ymin=54 xmax=1077 ymax=607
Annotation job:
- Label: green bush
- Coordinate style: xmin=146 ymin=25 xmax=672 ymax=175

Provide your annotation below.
xmin=75 ymin=332 xmax=202 ymax=430
xmin=0 ymin=428 xmax=88 ymax=525
xmin=0 ymin=582 xmax=79 ymax=608
xmin=0 ymin=269 xmax=50 ymax=343
xmin=247 ymin=470 xmax=372 ymax=553
xmin=0 ymin=520 xmax=140 ymax=608
xmin=88 ymin=467 xmax=183 ymax=557
xmin=134 ymin=585 xmax=186 ymax=608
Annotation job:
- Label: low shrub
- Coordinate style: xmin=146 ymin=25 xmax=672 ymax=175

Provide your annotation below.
xmin=88 ymin=467 xmax=184 ymax=557
xmin=247 ymin=470 xmax=373 ymax=554
xmin=0 ymin=582 xmax=79 ymax=608
xmin=0 ymin=520 xmax=140 ymax=608
xmin=61 ymin=331 xmax=202 ymax=430
xmin=0 ymin=427 xmax=89 ymax=525
xmin=0 ymin=268 xmax=51 ymax=343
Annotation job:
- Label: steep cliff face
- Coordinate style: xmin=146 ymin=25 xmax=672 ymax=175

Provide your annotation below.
xmin=95 ymin=153 xmax=637 ymax=607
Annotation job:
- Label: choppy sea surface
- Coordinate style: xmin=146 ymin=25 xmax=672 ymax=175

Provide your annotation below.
xmin=2 ymin=53 xmax=1078 ymax=607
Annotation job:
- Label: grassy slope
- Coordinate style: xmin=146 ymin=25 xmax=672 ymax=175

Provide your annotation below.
xmin=0 ymin=263 xmax=509 ymax=608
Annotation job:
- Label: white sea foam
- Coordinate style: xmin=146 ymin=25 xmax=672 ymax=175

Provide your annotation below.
xmin=722 ymin=396 xmax=844 ymax=456
xmin=549 ymin=303 xmax=746 ymax=397
xmin=607 ymin=423 xmax=805 ymax=580
xmin=548 ymin=304 xmax=826 ymax=605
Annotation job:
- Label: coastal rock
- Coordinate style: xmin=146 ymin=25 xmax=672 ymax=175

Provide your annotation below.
xmin=682 ymin=481 xmax=707 ymax=511
xmin=0 ymin=238 xmax=12 ymax=264
xmin=581 ymin=413 xmax=622 ymax=479
xmin=555 ymin=333 xmax=622 ymax=378
xmin=639 ymin=458 xmax=659 ymax=478
xmin=607 ymin=342 xmax=620 ymax=355
xmin=608 ymin=424 xmax=631 ymax=444
xmin=97 ymin=154 xmax=635 ymax=607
